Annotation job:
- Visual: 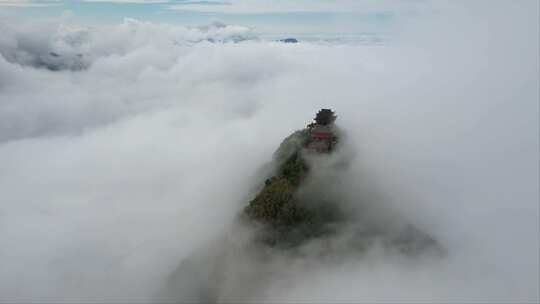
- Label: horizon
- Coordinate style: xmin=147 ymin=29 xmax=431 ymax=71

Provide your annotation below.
xmin=0 ymin=0 xmax=419 ymax=36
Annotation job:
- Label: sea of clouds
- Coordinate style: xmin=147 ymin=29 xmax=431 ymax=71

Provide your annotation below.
xmin=0 ymin=1 xmax=538 ymax=303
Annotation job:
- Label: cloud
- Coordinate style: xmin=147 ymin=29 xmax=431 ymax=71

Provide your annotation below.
xmin=0 ymin=0 xmax=538 ymax=302
xmin=0 ymin=17 xmax=255 ymax=73
xmin=0 ymin=0 xmax=427 ymax=14
xmin=0 ymin=0 xmax=61 ymax=7
xmin=167 ymin=0 xmax=429 ymax=14
xmin=0 ymin=18 xmax=257 ymax=142
xmin=82 ymin=0 xmax=170 ymax=3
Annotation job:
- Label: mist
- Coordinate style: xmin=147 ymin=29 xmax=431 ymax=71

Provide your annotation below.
xmin=0 ymin=1 xmax=538 ymax=302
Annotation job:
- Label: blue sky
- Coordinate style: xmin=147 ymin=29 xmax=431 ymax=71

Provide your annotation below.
xmin=0 ymin=0 xmax=428 ymax=35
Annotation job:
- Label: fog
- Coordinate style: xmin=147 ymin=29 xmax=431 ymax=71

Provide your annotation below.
xmin=0 ymin=1 xmax=538 ymax=303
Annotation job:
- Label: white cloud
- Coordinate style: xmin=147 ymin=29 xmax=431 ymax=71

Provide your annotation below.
xmin=82 ymin=0 xmax=170 ymax=3
xmin=168 ymin=0 xmax=426 ymax=14
xmin=0 ymin=0 xmax=167 ymax=6
xmin=0 ymin=0 xmax=60 ymax=7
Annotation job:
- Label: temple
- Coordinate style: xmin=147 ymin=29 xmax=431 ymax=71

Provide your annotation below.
xmin=306 ymin=109 xmax=337 ymax=153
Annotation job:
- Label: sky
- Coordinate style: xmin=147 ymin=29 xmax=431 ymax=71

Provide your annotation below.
xmin=0 ymin=0 xmax=423 ymax=35
xmin=0 ymin=0 xmax=538 ymax=303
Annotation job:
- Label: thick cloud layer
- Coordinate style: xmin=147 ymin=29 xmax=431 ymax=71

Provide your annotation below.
xmin=0 ymin=1 xmax=538 ymax=302
xmin=0 ymin=18 xmax=254 ymax=72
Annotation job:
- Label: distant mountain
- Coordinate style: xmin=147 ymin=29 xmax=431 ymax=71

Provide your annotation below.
xmin=279 ymin=38 xmax=299 ymax=43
